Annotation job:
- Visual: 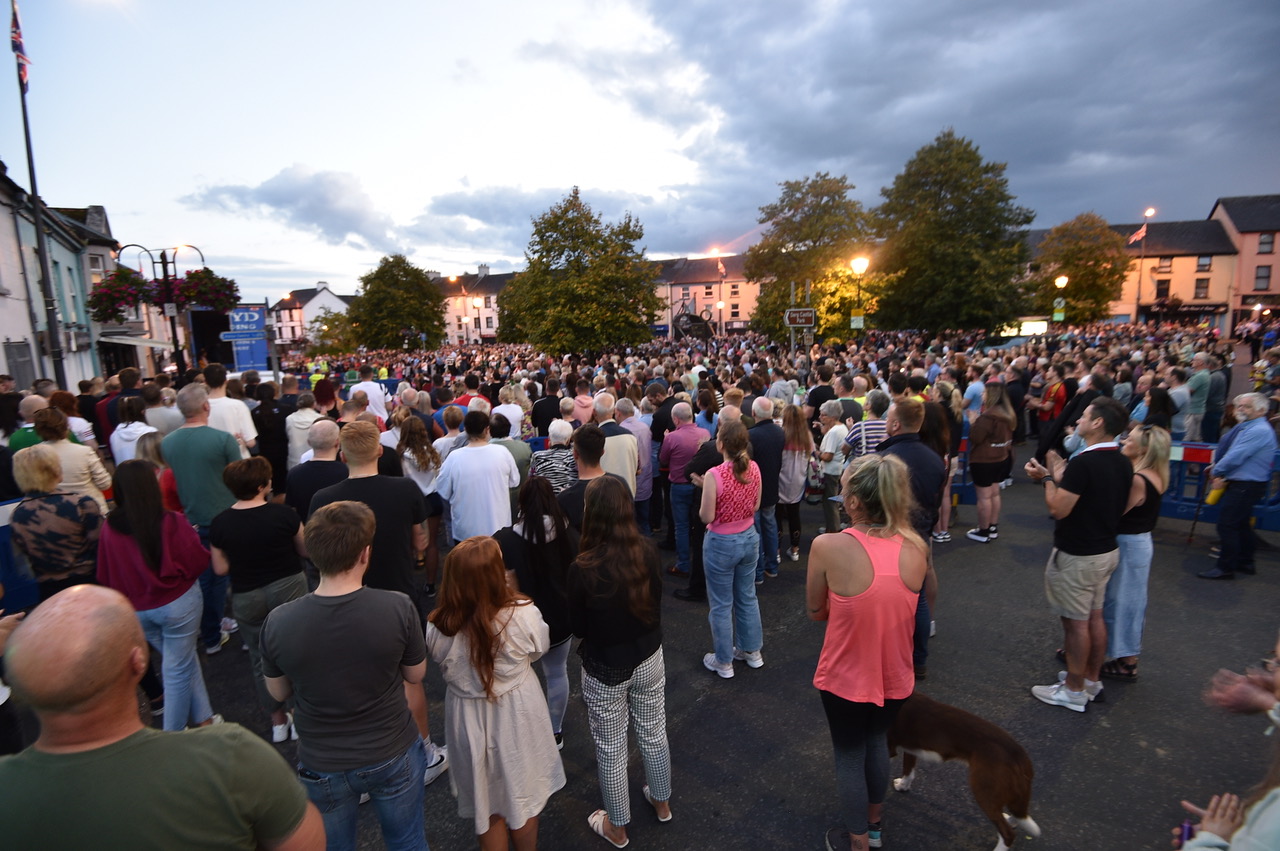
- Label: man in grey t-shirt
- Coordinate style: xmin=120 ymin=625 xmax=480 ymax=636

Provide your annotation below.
xmin=262 ymin=501 xmax=443 ymax=850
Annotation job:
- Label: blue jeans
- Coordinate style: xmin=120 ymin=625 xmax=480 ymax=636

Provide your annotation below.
xmin=195 ymin=526 xmax=224 ymax=649
xmin=135 ymin=582 xmax=214 ymax=731
xmin=1217 ymin=480 xmax=1267 ymax=574
xmin=298 ymin=738 xmax=428 ymax=851
xmin=634 ymin=497 xmax=651 ymax=536
xmin=670 ymin=483 xmax=695 ymax=573
xmin=1103 ymin=532 xmax=1153 ymax=659
xmin=704 ymin=527 xmax=763 ymax=665
xmin=754 ymin=506 xmax=779 ymax=581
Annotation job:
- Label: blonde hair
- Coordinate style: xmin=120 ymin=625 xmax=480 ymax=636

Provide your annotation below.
xmin=840 ymin=454 xmax=923 ymax=551
xmin=934 ymin=380 xmax=964 ymax=420
xmin=1128 ymin=425 xmax=1171 ymax=491
xmin=13 ymin=444 xmax=62 ymax=493
xmin=339 ymin=421 xmax=381 ymax=464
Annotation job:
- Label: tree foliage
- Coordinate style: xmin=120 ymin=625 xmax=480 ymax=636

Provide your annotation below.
xmin=744 ymin=173 xmax=873 ymax=340
xmin=1029 ymin=213 xmax=1131 ymax=323
xmin=497 ymin=187 xmax=662 ymax=353
xmin=306 ymin=308 xmax=359 ymax=355
xmin=344 ymin=255 xmax=447 ymax=351
xmin=812 ymin=269 xmax=904 ymax=339
xmin=874 ymin=129 xmax=1034 ymax=332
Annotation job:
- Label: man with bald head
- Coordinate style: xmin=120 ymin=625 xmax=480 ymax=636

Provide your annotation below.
xmin=659 ymin=401 xmax=710 ymax=576
xmin=7 ymin=393 xmax=50 ymax=451
xmin=0 ymin=585 xmax=324 ymax=850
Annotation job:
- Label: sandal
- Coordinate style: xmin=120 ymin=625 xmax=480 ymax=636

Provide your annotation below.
xmin=1100 ymin=659 xmax=1139 ymax=681
xmin=588 ymin=810 xmax=629 ymax=848
xmin=643 ymin=784 xmax=672 ymax=822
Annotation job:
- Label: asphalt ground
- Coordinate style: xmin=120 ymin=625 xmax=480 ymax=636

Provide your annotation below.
xmin=156 ymin=442 xmax=1277 ymax=851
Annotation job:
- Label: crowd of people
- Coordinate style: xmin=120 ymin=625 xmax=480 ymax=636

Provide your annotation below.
xmin=0 ymin=317 xmax=1279 ymax=849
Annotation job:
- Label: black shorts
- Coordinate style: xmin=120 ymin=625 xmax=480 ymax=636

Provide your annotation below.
xmin=969 ymin=456 xmax=1013 ymax=488
xmin=424 ymin=492 xmax=444 ymax=518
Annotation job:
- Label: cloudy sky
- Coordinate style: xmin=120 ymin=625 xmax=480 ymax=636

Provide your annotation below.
xmin=3 ymin=0 xmax=1276 ymax=303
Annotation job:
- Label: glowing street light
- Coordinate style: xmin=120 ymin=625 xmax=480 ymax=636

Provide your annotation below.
xmin=851 ymin=257 xmax=870 ymax=276
xmin=1055 ymin=275 xmax=1069 ymax=289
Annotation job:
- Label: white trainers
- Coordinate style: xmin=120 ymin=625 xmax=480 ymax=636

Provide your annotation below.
xmin=1031 ymin=680 xmax=1088 ymax=712
xmin=930 ymin=620 xmax=936 ymax=638
xmin=423 ymin=742 xmax=449 ymax=786
xmin=703 ymin=653 xmax=734 ymax=678
xmin=221 ymin=617 xmax=239 ymax=634
xmin=1057 ymin=670 xmax=1104 ymax=702
xmin=732 ymin=647 xmax=764 ymax=668
xmin=271 ymin=713 xmax=293 ymax=744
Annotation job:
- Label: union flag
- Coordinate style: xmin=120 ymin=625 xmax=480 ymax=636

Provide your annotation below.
xmin=10 ymin=0 xmax=29 ymax=93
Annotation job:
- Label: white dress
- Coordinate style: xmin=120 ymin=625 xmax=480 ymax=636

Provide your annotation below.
xmin=425 ymin=601 xmax=565 ymax=834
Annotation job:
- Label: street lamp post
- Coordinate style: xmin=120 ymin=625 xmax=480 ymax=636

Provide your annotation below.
xmin=715 ymin=300 xmax=725 ymax=336
xmin=850 ymin=257 xmax=870 ymax=336
xmin=1135 ymin=207 xmax=1155 ymax=324
xmin=1054 ymin=275 xmax=1069 ymax=326
xmin=472 ymin=297 xmax=483 ymax=344
xmin=116 ymin=243 xmax=204 ymax=375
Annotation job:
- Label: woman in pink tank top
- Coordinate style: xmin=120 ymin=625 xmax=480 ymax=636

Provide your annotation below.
xmin=806 ymin=454 xmax=928 ymax=851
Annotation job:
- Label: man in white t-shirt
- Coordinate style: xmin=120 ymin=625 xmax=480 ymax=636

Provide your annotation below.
xmin=203 ymin=364 xmax=256 ymax=459
xmin=350 ymin=366 xmax=390 ymax=422
xmin=435 ymin=411 xmax=520 ymax=541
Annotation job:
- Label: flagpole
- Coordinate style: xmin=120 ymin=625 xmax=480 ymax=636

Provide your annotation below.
xmin=12 ymin=4 xmax=66 ymax=389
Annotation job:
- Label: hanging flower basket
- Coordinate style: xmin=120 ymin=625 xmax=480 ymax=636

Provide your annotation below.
xmin=87 ymin=268 xmax=148 ymax=324
xmin=179 ymin=267 xmax=240 ymax=313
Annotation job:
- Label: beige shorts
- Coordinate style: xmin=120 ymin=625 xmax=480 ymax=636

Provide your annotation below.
xmin=1044 ymin=548 xmax=1119 ymax=620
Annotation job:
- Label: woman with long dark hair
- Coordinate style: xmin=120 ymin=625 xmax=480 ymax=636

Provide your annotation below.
xmin=397 ymin=414 xmax=444 ymax=593
xmin=250 ymin=383 xmax=288 ymax=495
xmin=807 ymin=454 xmax=927 ymax=851
xmin=697 ymin=418 xmax=763 ymax=679
xmin=776 ymin=404 xmax=814 ymax=562
xmin=965 ymin=382 xmax=1016 ymax=544
xmin=494 ymin=476 xmax=579 ymax=748
xmin=570 ymin=475 xmax=671 ymax=847
xmin=96 ymin=459 xmax=217 ymax=731
xmin=426 ymin=536 xmax=565 ymax=851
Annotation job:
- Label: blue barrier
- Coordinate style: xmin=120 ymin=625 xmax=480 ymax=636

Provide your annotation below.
xmin=1161 ymin=443 xmax=1280 ymax=531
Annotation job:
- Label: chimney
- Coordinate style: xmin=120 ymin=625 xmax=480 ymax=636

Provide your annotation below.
xmin=477 ymin=264 xmax=489 ymax=278
xmin=317 ymin=281 xmax=329 ymax=291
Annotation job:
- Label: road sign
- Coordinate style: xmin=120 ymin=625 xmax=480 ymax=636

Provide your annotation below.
xmin=850 ymin=315 xmax=864 ymax=329
xmin=219 ymin=330 xmax=267 ymax=342
xmin=784 ymin=308 xmax=816 ymax=328
xmin=1052 ymin=310 xmax=1065 ymax=321
xmin=1053 ymin=297 xmax=1066 ymax=309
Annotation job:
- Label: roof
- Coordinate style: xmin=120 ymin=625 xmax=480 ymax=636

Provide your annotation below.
xmin=654 ymin=254 xmax=745 ymax=285
xmin=435 ymin=271 xmax=517 ymax=300
xmin=271 ymin=286 xmax=356 ymax=311
xmin=1210 ymin=195 xmax=1280 ymax=233
xmin=49 ymin=206 xmax=114 ymax=246
xmin=1025 ymin=220 xmax=1236 ymax=258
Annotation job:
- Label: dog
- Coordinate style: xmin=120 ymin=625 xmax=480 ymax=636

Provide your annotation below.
xmin=888 ymin=692 xmax=1041 ymax=851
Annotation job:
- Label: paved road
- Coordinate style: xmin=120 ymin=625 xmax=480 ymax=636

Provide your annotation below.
xmin=197 ymin=447 xmax=1280 ymax=850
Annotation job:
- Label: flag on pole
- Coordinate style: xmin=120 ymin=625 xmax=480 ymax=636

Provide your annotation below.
xmin=717 ymin=258 xmax=726 ymax=279
xmin=1127 ymin=223 xmax=1147 ymax=245
xmin=10 ymin=0 xmax=29 ymax=93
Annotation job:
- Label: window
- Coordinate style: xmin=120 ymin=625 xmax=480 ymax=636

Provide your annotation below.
xmin=1155 ymin=279 xmax=1170 ymax=299
xmin=704 ymin=286 xmax=714 ymax=298
xmin=1195 ymin=278 xmax=1210 ymax=299
xmin=456 ymin=315 xmax=464 ymax=328
xmin=89 ymin=255 xmax=105 ymax=285
xmin=1197 ymin=256 xmax=1212 ymax=272
xmin=484 ymin=296 xmax=492 ymax=309
xmin=680 ymin=286 xmax=690 ymax=300
xmin=473 ymin=316 xmax=481 ymax=328
xmin=730 ymin=283 xmax=740 ymax=295
xmin=1261 ymin=233 xmax=1275 ymax=254
xmin=730 ymin=303 xmax=740 ymax=319
xmin=485 ymin=316 xmax=494 ymax=329
xmin=1256 ymin=266 xmax=1273 ymax=291
xmin=1156 ymin=257 xmax=1172 ymax=272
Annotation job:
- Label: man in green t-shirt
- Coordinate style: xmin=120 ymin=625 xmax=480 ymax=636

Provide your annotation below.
xmin=0 ymin=585 xmax=324 ymax=850
xmin=162 ymin=384 xmax=241 ymax=654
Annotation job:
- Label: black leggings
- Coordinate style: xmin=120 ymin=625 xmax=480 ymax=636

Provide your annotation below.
xmin=775 ymin=501 xmax=801 ymax=549
xmin=819 ymin=691 xmax=906 ymax=835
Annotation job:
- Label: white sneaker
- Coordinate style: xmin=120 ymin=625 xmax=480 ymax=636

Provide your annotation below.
xmin=703 ymin=652 xmax=734 ymax=678
xmin=732 ymin=647 xmax=764 ymax=668
xmin=1031 ymin=681 xmax=1088 ymax=712
xmin=1057 ymin=670 xmax=1104 ymax=702
xmin=221 ymin=617 xmax=239 ymax=634
xmin=271 ymin=713 xmax=292 ymax=744
xmin=423 ymin=742 xmax=449 ymax=786
xmin=930 ymin=620 xmax=936 ymax=638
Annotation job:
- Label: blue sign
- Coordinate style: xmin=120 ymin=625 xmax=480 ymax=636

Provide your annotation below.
xmin=229 ymin=305 xmax=269 ymax=372
xmin=220 ymin=330 xmax=267 ymax=342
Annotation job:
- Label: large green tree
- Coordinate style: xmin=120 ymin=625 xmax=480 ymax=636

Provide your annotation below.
xmin=874 ymin=129 xmax=1034 ymax=331
xmin=744 ymin=172 xmax=873 ymax=340
xmin=344 ymin=255 xmax=447 ymax=350
xmin=1029 ymin=212 xmax=1131 ymax=323
xmin=305 ymin=307 xmax=359 ymax=355
xmin=497 ymin=187 xmax=661 ymax=353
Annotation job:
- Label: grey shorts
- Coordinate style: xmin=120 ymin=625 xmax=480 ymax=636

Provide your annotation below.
xmin=1044 ymin=547 xmax=1119 ymax=620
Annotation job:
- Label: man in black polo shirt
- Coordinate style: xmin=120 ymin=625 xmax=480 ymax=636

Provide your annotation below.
xmin=1024 ymin=396 xmax=1131 ymax=712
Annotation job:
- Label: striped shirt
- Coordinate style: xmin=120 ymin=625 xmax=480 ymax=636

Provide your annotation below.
xmin=843 ymin=418 xmax=888 ymax=458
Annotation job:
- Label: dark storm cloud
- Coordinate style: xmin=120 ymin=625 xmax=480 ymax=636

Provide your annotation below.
xmin=558 ymin=0 xmax=1280 ymax=230
xmin=183 ymin=166 xmax=406 ymax=255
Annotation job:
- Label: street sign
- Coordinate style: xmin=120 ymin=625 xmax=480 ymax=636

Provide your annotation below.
xmin=219 ymin=330 xmax=267 ymax=342
xmin=784 ymin=308 xmax=816 ymax=328
xmin=1052 ymin=310 xmax=1065 ymax=321
xmin=850 ymin=315 xmax=864 ymax=329
xmin=1053 ymin=297 xmax=1066 ymax=309
xmin=163 ymin=303 xmax=178 ymax=318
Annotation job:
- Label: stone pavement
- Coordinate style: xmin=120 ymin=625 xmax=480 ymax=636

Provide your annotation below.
xmin=195 ymin=446 xmax=1280 ymax=850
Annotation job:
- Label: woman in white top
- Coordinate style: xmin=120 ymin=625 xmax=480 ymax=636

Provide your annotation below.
xmin=33 ymin=408 xmax=111 ymax=513
xmin=50 ymin=390 xmax=98 ymax=451
xmin=109 ymin=397 xmax=159 ymax=464
xmin=493 ymin=385 xmax=526 ymax=440
xmin=397 ymin=414 xmax=443 ymax=593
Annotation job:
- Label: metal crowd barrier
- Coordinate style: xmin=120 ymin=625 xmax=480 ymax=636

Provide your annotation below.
xmin=1161 ymin=442 xmax=1280 ymax=531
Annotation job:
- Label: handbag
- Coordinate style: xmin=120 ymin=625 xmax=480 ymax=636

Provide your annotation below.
xmin=805 ymin=452 xmax=824 ymax=505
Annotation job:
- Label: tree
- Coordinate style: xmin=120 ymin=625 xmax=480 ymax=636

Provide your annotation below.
xmin=811 ymin=267 xmax=904 ymax=339
xmin=744 ymin=173 xmax=873 ymax=340
xmin=497 ymin=187 xmax=662 ymax=353
xmin=874 ymin=129 xmax=1035 ymax=331
xmin=344 ymin=255 xmax=447 ymax=350
xmin=305 ymin=308 xmax=359 ymax=355
xmin=1029 ymin=213 xmax=1132 ymax=323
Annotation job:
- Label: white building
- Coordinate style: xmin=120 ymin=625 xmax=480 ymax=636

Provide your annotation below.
xmin=270 ymin=281 xmax=354 ymax=355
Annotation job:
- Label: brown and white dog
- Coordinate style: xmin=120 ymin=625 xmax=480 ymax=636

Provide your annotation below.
xmin=888 ymin=692 xmax=1041 ymax=851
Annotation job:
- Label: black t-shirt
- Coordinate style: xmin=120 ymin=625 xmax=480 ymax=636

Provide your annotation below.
xmin=1054 ymin=446 xmax=1133 ymax=555
xmin=209 ymin=503 xmax=303 ymax=593
xmin=567 ymin=543 xmax=663 ymax=685
xmin=493 ymin=525 xmax=579 ymax=644
xmin=285 ymin=460 xmax=348 ymax=521
xmin=260 ymin=588 xmax=424 ymax=771
xmin=309 ymin=476 xmax=427 ymax=598
xmin=806 ymin=384 xmax=837 ymax=434
xmin=557 ymin=473 xmax=628 ymax=532
xmin=531 ymin=396 xmax=560 ymax=436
